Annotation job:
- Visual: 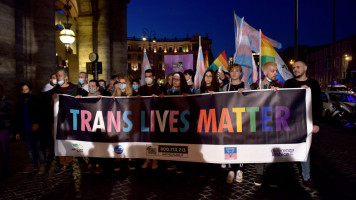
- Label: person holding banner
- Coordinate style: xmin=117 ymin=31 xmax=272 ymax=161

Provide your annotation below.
xmin=200 ymin=69 xmax=219 ymax=94
xmin=138 ymin=69 xmax=163 ymax=169
xmin=252 ymin=62 xmax=279 ymax=187
xmin=165 ymin=72 xmax=189 ymax=173
xmin=184 ymin=69 xmax=199 ymax=94
xmin=163 ymin=73 xmax=173 ymax=93
xmin=49 ymin=69 xmax=82 ymax=172
xmin=84 ymin=80 xmax=104 ymax=174
xmin=131 ymin=79 xmax=140 ymax=96
xmin=112 ymin=76 xmax=136 ymax=171
xmin=257 ymin=62 xmax=281 ymax=90
xmin=283 ymin=60 xmax=322 ymax=188
xmin=165 ymin=73 xmax=189 ymax=96
xmin=221 ymin=64 xmax=250 ymax=183
xmin=137 ymin=69 xmax=163 ymax=97
xmin=198 ymin=69 xmax=220 ymax=179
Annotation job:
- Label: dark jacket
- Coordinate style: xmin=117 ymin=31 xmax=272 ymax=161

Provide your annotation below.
xmin=138 ymin=82 xmax=163 ymax=96
xmin=283 ymin=78 xmax=322 ymax=126
xmin=48 ymin=82 xmax=81 ymax=96
xmin=14 ymin=94 xmax=42 ymax=136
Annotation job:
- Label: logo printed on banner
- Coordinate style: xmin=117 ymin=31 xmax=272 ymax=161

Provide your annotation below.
xmin=72 ymin=144 xmax=83 ymax=152
xmin=114 ymin=145 xmax=124 ymax=154
xmin=146 ymin=145 xmax=157 ymax=155
xmin=158 ymin=145 xmax=189 ymax=158
xmin=271 ymin=148 xmax=294 ymax=157
xmin=172 ymin=62 xmax=184 ymax=71
xmin=224 ymin=147 xmax=237 ymax=160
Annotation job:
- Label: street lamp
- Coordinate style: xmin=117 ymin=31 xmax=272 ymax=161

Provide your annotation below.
xmin=142 ymin=28 xmax=156 ymax=42
xmin=290 ymin=59 xmax=295 ymax=65
xmin=59 ymin=0 xmax=75 ymax=68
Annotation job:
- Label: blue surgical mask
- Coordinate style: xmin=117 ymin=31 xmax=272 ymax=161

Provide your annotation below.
xmin=132 ymin=85 xmax=139 ymax=90
xmin=99 ymin=85 xmax=105 ymax=90
xmin=119 ymin=83 xmax=126 ymax=90
xmin=78 ymin=78 xmax=85 ymax=84
xmin=266 ymin=77 xmax=272 ymax=82
xmin=58 ymin=80 xmax=65 ymax=86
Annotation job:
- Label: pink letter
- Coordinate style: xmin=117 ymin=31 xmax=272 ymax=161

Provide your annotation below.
xmin=81 ymin=110 xmax=92 ymax=131
xmin=107 ymin=111 xmax=121 ymax=132
xmin=169 ymin=111 xmax=179 ymax=132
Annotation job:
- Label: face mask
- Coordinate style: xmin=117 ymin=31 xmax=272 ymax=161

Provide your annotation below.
xmin=266 ymin=77 xmax=272 ymax=82
xmin=99 ymin=85 xmax=105 ymax=90
xmin=145 ymin=77 xmax=153 ymax=85
xmin=89 ymin=87 xmax=97 ymax=94
xmin=51 ymin=79 xmax=57 ymax=85
xmin=186 ymin=79 xmax=191 ymax=83
xmin=78 ymin=78 xmax=85 ymax=85
xmin=119 ymin=83 xmax=126 ymax=90
xmin=132 ymin=85 xmax=139 ymax=90
xmin=110 ymin=88 xmax=115 ymax=93
xmin=57 ymin=80 xmax=65 ymax=86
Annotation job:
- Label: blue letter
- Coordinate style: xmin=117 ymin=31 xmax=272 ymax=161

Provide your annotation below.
xmin=123 ymin=111 xmax=133 ymax=132
xmin=179 ymin=110 xmax=190 ymax=132
xmin=141 ymin=110 xmax=149 ymax=132
xmin=262 ymin=106 xmax=273 ymax=132
xmin=70 ymin=109 xmax=79 ymax=131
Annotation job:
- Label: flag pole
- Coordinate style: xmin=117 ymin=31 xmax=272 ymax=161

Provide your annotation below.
xmin=259 ymin=29 xmax=262 ymax=90
xmin=199 ymin=35 xmax=201 ymax=47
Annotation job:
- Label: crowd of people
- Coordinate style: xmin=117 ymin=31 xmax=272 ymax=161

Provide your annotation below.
xmin=0 ymin=60 xmax=321 ymax=188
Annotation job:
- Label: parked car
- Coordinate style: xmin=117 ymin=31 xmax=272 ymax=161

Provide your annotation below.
xmin=321 ymin=90 xmax=356 ymax=127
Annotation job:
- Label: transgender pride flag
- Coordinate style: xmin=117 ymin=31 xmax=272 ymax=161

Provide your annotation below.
xmin=141 ymin=51 xmax=151 ymax=85
xmin=234 ymin=12 xmax=282 ymax=52
xmin=194 ymin=39 xmax=205 ymax=90
xmin=234 ymin=16 xmax=258 ymax=84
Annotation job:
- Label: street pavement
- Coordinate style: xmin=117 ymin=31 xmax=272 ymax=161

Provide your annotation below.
xmin=0 ymin=122 xmax=355 ymax=200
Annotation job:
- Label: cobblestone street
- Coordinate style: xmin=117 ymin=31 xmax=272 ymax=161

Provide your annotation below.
xmin=0 ymin=122 xmax=355 ymax=200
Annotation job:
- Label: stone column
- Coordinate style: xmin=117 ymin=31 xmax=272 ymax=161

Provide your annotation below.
xmin=0 ymin=0 xmax=16 ymax=102
xmin=97 ymin=0 xmax=110 ymax=81
xmin=109 ymin=0 xmax=129 ymax=76
xmin=77 ymin=16 xmax=93 ymax=80
xmin=28 ymin=0 xmax=56 ymax=93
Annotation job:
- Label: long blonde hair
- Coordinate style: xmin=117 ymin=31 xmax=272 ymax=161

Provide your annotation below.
xmin=112 ymin=76 xmax=132 ymax=96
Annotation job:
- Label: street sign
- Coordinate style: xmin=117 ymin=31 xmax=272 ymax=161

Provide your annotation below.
xmin=86 ymin=62 xmax=102 ymax=74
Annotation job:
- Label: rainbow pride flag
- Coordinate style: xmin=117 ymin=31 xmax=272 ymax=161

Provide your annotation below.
xmin=205 ymin=50 xmax=209 ymax=68
xmin=209 ymin=50 xmax=228 ymax=72
xmin=261 ymin=31 xmax=293 ymax=84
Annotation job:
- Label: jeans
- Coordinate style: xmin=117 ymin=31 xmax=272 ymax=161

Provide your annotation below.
xmin=301 ymin=153 xmax=311 ymax=180
xmin=24 ymin=135 xmax=46 ymax=167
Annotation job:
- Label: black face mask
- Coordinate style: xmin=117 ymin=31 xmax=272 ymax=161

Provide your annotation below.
xmin=20 ymin=93 xmax=30 ymax=99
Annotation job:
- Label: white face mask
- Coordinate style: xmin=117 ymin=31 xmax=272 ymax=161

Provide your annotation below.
xmin=51 ymin=79 xmax=57 ymax=85
xmin=89 ymin=87 xmax=97 ymax=94
xmin=186 ymin=79 xmax=191 ymax=83
xmin=145 ymin=77 xmax=153 ymax=85
xmin=119 ymin=83 xmax=126 ymax=90
xmin=57 ymin=80 xmax=65 ymax=86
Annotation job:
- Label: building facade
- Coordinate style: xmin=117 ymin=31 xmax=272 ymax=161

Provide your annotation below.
xmin=127 ymin=35 xmax=213 ymax=81
xmin=305 ymin=35 xmax=355 ymax=88
xmin=0 ymin=0 xmax=129 ymax=105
